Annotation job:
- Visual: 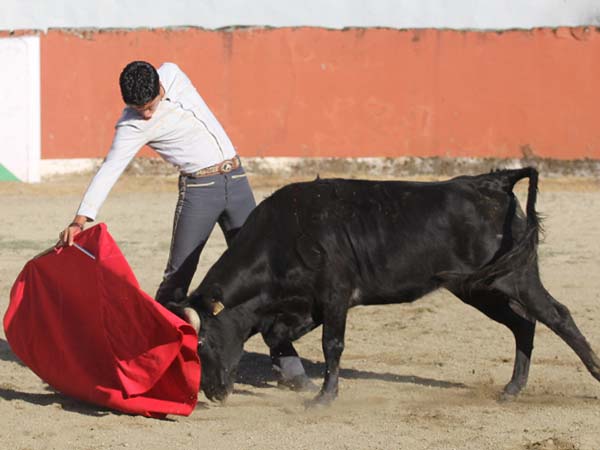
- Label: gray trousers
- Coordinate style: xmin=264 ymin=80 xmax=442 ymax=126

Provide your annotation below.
xmin=155 ymin=165 xmax=256 ymax=304
xmin=154 ymin=164 xmax=304 ymax=375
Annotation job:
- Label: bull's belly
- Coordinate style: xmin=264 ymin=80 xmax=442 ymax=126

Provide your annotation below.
xmin=354 ymin=281 xmax=441 ymax=307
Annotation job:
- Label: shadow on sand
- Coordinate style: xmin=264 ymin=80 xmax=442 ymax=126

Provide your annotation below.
xmin=236 ymin=351 xmax=466 ymax=391
xmin=0 ymin=341 xmax=465 ymax=412
xmin=0 ymin=338 xmax=24 ymax=366
xmin=0 ymin=383 xmax=118 ymax=418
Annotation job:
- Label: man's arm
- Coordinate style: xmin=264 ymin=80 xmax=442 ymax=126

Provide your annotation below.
xmin=56 ymin=123 xmax=146 ymax=247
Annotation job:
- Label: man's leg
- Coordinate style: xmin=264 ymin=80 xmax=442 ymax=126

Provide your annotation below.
xmin=219 ymin=167 xmax=317 ymax=392
xmin=218 ymin=167 xmax=256 ymax=245
xmin=155 ymin=174 xmax=225 ymax=305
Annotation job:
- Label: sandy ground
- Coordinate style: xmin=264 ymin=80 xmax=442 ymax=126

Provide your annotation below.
xmin=1 ymin=172 xmax=600 ymax=450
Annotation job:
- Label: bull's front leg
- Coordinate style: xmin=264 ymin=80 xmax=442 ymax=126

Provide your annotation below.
xmin=308 ymin=296 xmax=349 ymax=407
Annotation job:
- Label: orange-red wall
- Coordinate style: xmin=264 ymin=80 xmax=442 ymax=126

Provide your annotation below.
xmin=40 ymin=27 xmax=600 ymax=160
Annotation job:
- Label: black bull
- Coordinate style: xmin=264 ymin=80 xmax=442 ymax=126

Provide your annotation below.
xmin=167 ymin=168 xmax=600 ymax=404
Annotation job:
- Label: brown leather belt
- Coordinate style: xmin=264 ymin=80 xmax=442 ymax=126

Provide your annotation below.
xmin=184 ymin=155 xmax=241 ymax=178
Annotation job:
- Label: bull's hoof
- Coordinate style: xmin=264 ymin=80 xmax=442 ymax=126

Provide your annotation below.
xmin=304 ymin=391 xmax=336 ymax=409
xmin=499 ymin=381 xmax=524 ymax=402
xmin=498 ymin=391 xmax=518 ymax=402
xmin=277 ymin=375 xmax=320 ymax=393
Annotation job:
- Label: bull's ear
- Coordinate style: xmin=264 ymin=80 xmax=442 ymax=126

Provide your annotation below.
xmin=173 ymin=287 xmax=187 ymax=304
xmin=183 ymin=307 xmax=201 ymax=333
xmin=211 ymin=300 xmax=225 ymax=316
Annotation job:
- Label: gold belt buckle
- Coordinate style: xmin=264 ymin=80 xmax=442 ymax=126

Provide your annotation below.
xmin=219 ymin=159 xmax=234 ymax=173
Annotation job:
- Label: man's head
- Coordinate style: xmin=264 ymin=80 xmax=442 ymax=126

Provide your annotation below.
xmin=119 ymin=61 xmax=162 ymax=119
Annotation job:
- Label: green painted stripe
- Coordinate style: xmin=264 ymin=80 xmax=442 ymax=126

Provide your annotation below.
xmin=0 ymin=164 xmax=20 ymax=181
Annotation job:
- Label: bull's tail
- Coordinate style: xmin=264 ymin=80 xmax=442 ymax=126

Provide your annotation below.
xmin=477 ymin=167 xmax=541 ymax=283
xmin=525 ymin=168 xmax=539 ymax=230
xmin=493 ymin=166 xmax=539 ymax=230
xmin=443 ymin=167 xmax=541 ymax=286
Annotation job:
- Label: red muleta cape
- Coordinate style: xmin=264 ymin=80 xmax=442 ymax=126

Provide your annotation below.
xmin=4 ymin=223 xmax=200 ymax=418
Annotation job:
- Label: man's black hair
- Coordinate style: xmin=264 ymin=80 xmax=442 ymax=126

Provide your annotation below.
xmin=119 ymin=61 xmax=160 ymax=106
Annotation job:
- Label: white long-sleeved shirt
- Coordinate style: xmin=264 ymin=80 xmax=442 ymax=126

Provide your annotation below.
xmin=77 ymin=62 xmax=236 ymax=220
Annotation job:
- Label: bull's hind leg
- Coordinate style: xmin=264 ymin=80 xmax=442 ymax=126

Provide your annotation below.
xmin=449 ymin=286 xmax=536 ymax=398
xmin=501 ymin=274 xmax=600 ymax=385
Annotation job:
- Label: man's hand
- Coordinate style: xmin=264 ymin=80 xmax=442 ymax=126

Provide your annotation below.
xmin=57 ymin=216 xmax=89 ymax=248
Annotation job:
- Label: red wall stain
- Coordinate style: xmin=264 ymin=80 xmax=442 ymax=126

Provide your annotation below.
xmin=40 ymin=27 xmax=600 ymax=160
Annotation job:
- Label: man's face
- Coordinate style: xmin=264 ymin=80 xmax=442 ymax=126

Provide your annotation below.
xmin=129 ymin=93 xmax=162 ymax=120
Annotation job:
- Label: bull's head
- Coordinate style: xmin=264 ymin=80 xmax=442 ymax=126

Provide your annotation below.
xmin=171 ymin=300 xmax=245 ymax=402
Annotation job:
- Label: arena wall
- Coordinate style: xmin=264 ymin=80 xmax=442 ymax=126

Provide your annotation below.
xmin=40 ymin=27 xmax=600 ymax=162
xmin=1 ymin=1 xmax=600 ymax=180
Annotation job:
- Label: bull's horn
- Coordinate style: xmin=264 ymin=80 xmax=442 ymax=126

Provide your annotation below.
xmin=211 ymin=300 xmax=225 ymax=316
xmin=183 ymin=307 xmax=201 ymax=333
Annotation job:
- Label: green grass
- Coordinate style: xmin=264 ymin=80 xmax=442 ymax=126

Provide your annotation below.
xmin=0 ymin=164 xmax=19 ymax=182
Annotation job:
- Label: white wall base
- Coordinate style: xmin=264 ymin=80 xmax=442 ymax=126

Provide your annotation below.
xmin=39 ymin=156 xmax=600 ymax=180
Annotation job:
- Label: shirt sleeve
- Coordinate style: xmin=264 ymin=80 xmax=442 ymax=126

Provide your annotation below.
xmin=76 ymin=124 xmax=147 ymax=220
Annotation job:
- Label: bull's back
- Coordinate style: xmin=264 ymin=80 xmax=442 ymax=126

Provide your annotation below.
xmin=264 ymin=177 xmax=522 ymax=295
xmin=202 ymin=172 xmax=531 ymax=307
